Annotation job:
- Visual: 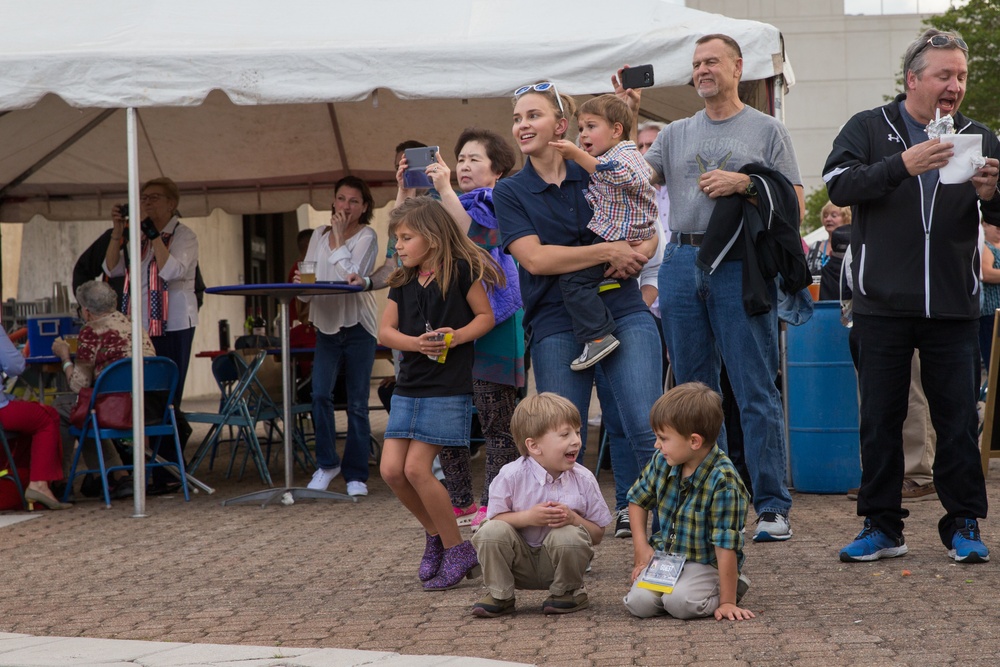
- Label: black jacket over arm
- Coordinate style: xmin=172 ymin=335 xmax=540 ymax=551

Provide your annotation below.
xmin=697 ymin=164 xmax=808 ymax=316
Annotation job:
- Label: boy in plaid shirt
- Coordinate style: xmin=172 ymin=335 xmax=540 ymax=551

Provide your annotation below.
xmin=549 ymin=94 xmax=657 ymax=371
xmin=623 ymin=382 xmax=753 ymax=620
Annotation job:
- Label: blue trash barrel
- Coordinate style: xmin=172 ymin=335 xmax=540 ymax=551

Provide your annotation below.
xmin=785 ymin=302 xmax=861 ymax=493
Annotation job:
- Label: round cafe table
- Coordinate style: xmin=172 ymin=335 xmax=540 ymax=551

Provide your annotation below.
xmin=206 ymin=282 xmax=363 ymax=506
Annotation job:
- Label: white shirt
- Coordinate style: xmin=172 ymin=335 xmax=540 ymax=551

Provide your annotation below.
xmin=103 ymin=216 xmax=199 ymax=332
xmin=298 ymin=225 xmax=379 ymax=337
xmin=638 ymin=186 xmax=671 ymax=318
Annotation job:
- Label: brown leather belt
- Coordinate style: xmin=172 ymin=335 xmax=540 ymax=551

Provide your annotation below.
xmin=676 ymin=232 xmax=706 ymax=247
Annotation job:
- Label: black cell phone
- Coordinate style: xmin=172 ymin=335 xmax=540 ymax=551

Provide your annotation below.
xmin=120 ymin=203 xmax=129 ymax=218
xmin=403 ymin=146 xmax=439 ymax=189
xmin=621 ymin=64 xmax=654 ymax=90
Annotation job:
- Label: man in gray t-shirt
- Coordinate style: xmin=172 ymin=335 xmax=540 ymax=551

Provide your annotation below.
xmin=644 ymin=106 xmax=800 ymax=234
xmin=618 ymin=33 xmax=803 ymax=545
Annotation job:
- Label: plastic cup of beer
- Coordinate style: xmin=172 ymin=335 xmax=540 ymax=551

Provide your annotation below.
xmin=298 ymin=261 xmax=317 ymax=284
xmin=65 ymin=334 xmax=79 ymax=354
xmin=807 ymin=278 xmax=821 ymax=301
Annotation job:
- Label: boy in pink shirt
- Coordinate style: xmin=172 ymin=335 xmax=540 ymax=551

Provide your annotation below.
xmin=470 ymin=392 xmax=613 ymax=616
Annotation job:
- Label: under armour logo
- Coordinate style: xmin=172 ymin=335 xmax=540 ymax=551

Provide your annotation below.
xmin=888 ymin=134 xmax=902 ymax=143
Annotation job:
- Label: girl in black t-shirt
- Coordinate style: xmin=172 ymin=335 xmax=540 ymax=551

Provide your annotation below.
xmin=378 ymin=196 xmax=504 ymax=591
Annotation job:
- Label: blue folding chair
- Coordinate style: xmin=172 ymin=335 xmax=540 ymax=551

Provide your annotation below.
xmin=230 ymin=352 xmax=315 ymax=475
xmin=0 ymin=429 xmax=24 ymax=509
xmin=201 ymin=352 xmax=251 ymax=474
xmin=63 ymin=356 xmax=191 ymax=507
xmin=187 ymin=351 xmax=274 ymax=485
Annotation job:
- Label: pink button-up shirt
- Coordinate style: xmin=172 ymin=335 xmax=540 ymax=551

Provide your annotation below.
xmin=486 ymin=456 xmax=613 ymax=547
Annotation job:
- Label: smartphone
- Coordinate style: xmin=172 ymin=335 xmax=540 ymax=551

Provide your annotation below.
xmin=621 ymin=64 xmax=654 ymax=90
xmin=403 ymin=146 xmax=439 ymax=189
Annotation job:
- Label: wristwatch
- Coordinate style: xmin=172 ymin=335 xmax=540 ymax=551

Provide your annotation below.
xmin=743 ymin=179 xmax=758 ymax=198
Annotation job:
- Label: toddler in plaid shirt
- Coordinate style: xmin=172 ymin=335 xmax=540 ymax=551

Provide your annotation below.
xmin=549 ymin=94 xmax=657 ymax=371
xmin=622 ymin=382 xmax=754 ymax=621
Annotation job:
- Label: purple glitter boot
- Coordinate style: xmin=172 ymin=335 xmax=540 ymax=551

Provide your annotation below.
xmin=419 ymin=533 xmax=445 ymax=582
xmin=423 ymin=540 xmax=482 ymax=591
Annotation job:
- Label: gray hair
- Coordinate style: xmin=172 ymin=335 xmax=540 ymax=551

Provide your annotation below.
xmin=76 ymin=280 xmax=118 ymax=315
xmin=902 ymin=28 xmax=967 ymax=82
xmin=637 ymin=121 xmax=666 ymax=134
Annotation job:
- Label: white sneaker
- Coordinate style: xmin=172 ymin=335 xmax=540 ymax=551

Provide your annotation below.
xmin=307 ymin=466 xmax=341 ymax=491
xmin=346 ymin=481 xmax=368 ymax=497
xmin=753 ymin=512 xmax=792 ymax=542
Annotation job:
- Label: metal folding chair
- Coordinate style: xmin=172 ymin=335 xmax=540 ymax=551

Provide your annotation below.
xmin=0 ymin=429 xmax=25 ymax=509
xmin=187 ymin=351 xmax=273 ymax=485
xmin=231 ymin=352 xmax=315 ymax=475
xmin=63 ymin=356 xmax=191 ymax=508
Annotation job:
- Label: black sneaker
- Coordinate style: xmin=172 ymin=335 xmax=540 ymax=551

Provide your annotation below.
xmin=110 ymin=475 xmax=134 ymax=500
xmin=614 ymin=508 xmax=631 ymax=538
xmin=79 ymin=473 xmax=102 ymax=498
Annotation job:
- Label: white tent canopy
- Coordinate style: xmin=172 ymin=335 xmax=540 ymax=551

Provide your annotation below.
xmin=0 ymin=0 xmax=788 ymax=513
xmin=0 ymin=0 xmax=789 ymax=222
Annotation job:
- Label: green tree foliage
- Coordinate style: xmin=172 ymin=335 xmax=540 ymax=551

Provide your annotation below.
xmin=925 ymin=0 xmax=1000 ymax=131
xmin=801 ymin=187 xmax=830 ymax=236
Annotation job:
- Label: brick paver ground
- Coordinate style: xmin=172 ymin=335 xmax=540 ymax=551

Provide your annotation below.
xmin=2 ymin=392 xmax=999 ymax=666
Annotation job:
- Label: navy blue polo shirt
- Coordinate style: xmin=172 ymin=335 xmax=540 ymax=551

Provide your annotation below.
xmin=494 ymin=158 xmax=647 ymax=344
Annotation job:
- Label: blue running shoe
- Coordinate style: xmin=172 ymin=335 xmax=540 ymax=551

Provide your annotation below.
xmin=949 ymin=518 xmax=990 ymax=563
xmin=839 ymin=519 xmax=908 ymax=562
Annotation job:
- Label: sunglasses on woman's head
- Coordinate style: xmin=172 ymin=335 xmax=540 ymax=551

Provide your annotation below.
xmin=514 ymin=82 xmax=565 ymax=115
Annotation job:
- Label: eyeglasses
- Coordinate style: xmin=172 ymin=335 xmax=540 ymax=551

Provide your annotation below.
xmin=927 ymin=34 xmax=968 ymax=52
xmin=140 ymin=193 xmax=165 ymax=204
xmin=514 ymin=82 xmax=565 ymax=116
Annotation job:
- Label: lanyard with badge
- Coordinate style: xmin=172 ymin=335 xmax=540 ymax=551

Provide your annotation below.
xmin=636 ymin=482 xmax=690 ymax=594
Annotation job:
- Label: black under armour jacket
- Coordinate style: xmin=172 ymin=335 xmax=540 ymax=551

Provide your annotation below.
xmin=697 ymin=164 xmax=809 ymax=316
xmin=823 ymin=93 xmax=1000 ymax=320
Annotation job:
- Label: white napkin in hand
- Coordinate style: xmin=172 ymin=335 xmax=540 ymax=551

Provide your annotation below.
xmin=939 ymin=133 xmax=985 ymax=184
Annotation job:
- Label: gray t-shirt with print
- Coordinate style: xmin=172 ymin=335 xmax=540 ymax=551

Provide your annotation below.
xmin=644 ymin=105 xmax=801 ymax=234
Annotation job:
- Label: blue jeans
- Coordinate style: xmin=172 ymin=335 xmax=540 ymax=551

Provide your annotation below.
xmin=531 ymin=310 xmax=660 ymax=496
xmin=311 ymin=324 xmax=376 ymax=483
xmin=595 ymin=368 xmax=639 ymax=512
xmin=659 ymin=243 xmax=792 ymax=516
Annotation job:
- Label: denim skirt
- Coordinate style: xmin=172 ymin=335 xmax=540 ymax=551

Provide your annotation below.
xmin=384 ymin=394 xmax=473 ymax=447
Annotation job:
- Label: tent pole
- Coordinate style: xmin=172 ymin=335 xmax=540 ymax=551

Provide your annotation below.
xmin=127 ymin=107 xmax=148 ymax=518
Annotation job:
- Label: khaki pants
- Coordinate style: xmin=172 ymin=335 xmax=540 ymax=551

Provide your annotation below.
xmin=623 ymin=561 xmax=722 ymax=619
xmin=471 ymin=520 xmax=593 ymax=600
xmin=903 ymin=352 xmax=936 ymax=484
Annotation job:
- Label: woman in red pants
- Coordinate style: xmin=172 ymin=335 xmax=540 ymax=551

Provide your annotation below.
xmin=0 ymin=326 xmax=71 ymax=510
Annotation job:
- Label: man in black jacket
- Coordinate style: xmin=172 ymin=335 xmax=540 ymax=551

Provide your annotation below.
xmin=825 ymin=28 xmax=1000 ymax=564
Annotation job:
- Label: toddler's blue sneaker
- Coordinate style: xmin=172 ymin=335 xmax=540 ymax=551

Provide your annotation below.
xmin=839 ymin=519 xmax=908 ymax=562
xmin=949 ymin=518 xmax=990 ymax=563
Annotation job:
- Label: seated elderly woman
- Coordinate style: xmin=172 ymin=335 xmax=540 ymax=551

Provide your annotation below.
xmin=51 ymin=280 xmax=155 ymax=499
xmin=0 ymin=325 xmax=71 ymax=510
xmin=806 ymin=201 xmax=852 ymax=300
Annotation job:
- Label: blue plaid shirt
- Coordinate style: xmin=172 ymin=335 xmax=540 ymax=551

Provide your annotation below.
xmin=627 ymin=444 xmax=748 ymax=569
